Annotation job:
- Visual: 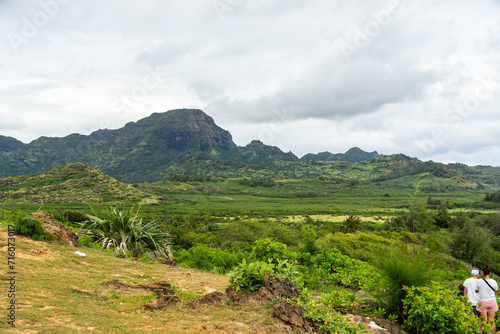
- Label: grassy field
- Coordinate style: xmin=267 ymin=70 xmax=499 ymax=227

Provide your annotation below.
xmin=0 ymin=177 xmax=492 ymax=229
xmin=1 ymin=170 xmax=499 ymax=333
xmin=0 ymin=224 xmax=283 ymax=334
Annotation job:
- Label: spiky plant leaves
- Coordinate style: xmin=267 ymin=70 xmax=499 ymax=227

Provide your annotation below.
xmin=79 ymin=206 xmax=172 ymax=259
xmin=376 ymin=247 xmax=435 ymax=320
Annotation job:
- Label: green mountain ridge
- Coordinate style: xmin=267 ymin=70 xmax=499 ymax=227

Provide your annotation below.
xmin=1 ymin=108 xmax=500 ymax=188
xmin=301 ymin=147 xmax=382 ymax=162
xmin=0 ymin=109 xmax=238 ymax=182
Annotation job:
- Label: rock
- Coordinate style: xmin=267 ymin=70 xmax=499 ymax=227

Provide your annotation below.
xmin=262 ymin=272 xmax=300 ymax=299
xmin=225 ymin=287 xmax=269 ymax=305
xmin=257 ymin=286 xmax=274 ymax=300
xmin=30 ymin=211 xmax=80 ymax=247
xmin=157 ymin=259 xmax=177 ymax=266
xmin=365 ymin=317 xmax=404 ymax=334
xmin=103 ymin=279 xmax=179 ymax=310
xmin=272 ymin=302 xmax=305 ymax=327
xmin=272 ymin=302 xmax=327 ymax=334
xmin=144 ymin=295 xmax=180 ymax=310
xmin=191 ymin=292 xmax=227 ymax=308
xmin=367 ymin=321 xmax=388 ymax=333
xmin=103 ymin=279 xmax=175 ymax=296
xmin=203 ymin=286 xmax=217 ymax=295
xmin=268 ymin=322 xmax=293 ymax=334
xmin=222 ymin=273 xmax=301 ymax=306
xmin=344 ymin=314 xmax=362 ymax=324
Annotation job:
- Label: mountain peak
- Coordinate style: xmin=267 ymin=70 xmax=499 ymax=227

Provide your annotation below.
xmin=0 ymin=109 xmax=237 ymax=182
xmin=346 ymin=146 xmax=378 ymax=155
xmin=0 ymin=135 xmax=24 ymax=152
xmin=301 ymin=147 xmax=381 ymax=163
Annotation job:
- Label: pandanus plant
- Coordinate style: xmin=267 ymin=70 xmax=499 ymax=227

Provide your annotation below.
xmin=79 ymin=206 xmax=172 ymax=259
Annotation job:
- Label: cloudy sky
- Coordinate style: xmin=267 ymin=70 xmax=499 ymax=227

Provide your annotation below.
xmin=1 ymin=0 xmax=500 ymax=166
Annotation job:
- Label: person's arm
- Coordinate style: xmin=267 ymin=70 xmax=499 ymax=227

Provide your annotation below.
xmin=464 ymin=286 xmax=468 ymax=295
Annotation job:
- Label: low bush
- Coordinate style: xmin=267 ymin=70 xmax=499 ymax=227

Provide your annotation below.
xmin=228 ymin=259 xmax=275 ymax=292
xmin=174 ymin=244 xmax=246 ymax=273
xmin=251 ymin=238 xmax=295 ymax=264
xmin=402 ymin=282 xmax=486 ymax=333
xmin=297 ymin=247 xmax=381 ymax=291
xmin=228 ymin=258 xmax=300 ymax=292
xmin=297 ymin=292 xmax=369 ymax=333
xmin=217 ymin=219 xmax=301 ymax=246
xmin=11 ymin=211 xmax=52 ymax=241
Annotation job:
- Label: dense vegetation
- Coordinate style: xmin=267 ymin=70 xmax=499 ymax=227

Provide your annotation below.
xmin=2 ymin=148 xmax=500 ymax=333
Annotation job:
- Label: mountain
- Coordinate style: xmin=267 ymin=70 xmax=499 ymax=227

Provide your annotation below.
xmin=301 ymin=147 xmax=382 ymax=162
xmin=1 ymin=108 xmax=499 ymax=188
xmin=0 ymin=109 xmax=237 ymax=182
xmin=0 ymin=163 xmax=158 ymax=204
xmin=218 ymin=140 xmax=298 ymax=165
xmin=0 ymin=135 xmax=24 ymax=152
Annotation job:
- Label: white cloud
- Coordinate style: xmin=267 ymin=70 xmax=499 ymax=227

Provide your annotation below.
xmin=1 ymin=0 xmax=500 ymax=165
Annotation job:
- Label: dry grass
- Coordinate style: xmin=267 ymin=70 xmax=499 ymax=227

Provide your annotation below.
xmin=0 ymin=225 xmax=279 ymax=333
xmin=268 ymin=214 xmax=389 ymax=223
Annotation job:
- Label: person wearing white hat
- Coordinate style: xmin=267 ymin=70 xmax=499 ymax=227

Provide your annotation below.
xmin=463 ymin=269 xmax=480 ymax=316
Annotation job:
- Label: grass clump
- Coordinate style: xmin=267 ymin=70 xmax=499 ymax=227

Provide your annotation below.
xmin=376 ymin=248 xmax=434 ymax=320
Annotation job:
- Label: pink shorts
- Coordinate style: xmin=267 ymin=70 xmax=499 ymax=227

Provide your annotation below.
xmin=477 ymin=299 xmax=499 ymax=313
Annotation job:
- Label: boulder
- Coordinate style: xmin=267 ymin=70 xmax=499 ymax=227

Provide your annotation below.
xmin=30 ymin=211 xmax=80 ymax=247
xmin=272 ymin=302 xmax=327 ymax=334
xmin=262 ymin=272 xmax=300 ymax=299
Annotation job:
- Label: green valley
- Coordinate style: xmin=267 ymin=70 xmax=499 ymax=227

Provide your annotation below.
xmin=1 ymin=109 xmax=500 ymax=333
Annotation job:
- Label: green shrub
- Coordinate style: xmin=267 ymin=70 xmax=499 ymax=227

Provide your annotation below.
xmin=402 ymin=282 xmax=485 ymax=333
xmin=320 ymin=289 xmax=357 ymax=313
xmin=55 ymin=208 xmax=88 ymax=224
xmin=341 ymin=215 xmax=362 ymax=233
xmin=251 ymin=238 xmax=293 ymax=264
xmin=321 ymin=233 xmax=390 ymax=264
xmin=297 ymin=247 xmax=381 ymax=291
xmin=451 ymin=218 xmax=493 ymax=268
xmin=11 ymin=211 xmax=52 ymax=241
xmin=297 ymin=292 xmax=369 ymax=333
xmin=228 ymin=259 xmax=275 ymax=292
xmin=174 ymin=244 xmax=245 ymax=273
xmin=217 ymin=220 xmax=301 ymax=246
xmin=485 ymin=190 xmax=500 ymax=203
xmin=376 ymin=248 xmax=434 ymax=319
xmin=301 ymin=225 xmax=319 ymax=254
xmin=78 ymin=234 xmax=101 ymax=249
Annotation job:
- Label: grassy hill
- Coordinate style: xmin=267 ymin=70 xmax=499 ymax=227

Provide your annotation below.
xmin=448 ymin=163 xmax=500 ymax=190
xmin=0 ymin=161 xmax=491 ymax=218
xmin=162 ymin=154 xmax=483 ymax=191
xmin=0 ymin=163 xmax=158 ymax=205
xmin=0 ymin=224 xmax=278 ymax=334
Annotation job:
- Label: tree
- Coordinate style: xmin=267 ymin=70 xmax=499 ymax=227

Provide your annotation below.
xmin=451 ymin=218 xmax=492 ymax=267
xmin=341 ymin=215 xmax=362 ymax=233
xmin=301 ymin=226 xmax=318 ymax=254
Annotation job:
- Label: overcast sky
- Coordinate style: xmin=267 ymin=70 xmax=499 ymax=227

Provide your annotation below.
xmin=1 ymin=0 xmax=500 ymax=166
